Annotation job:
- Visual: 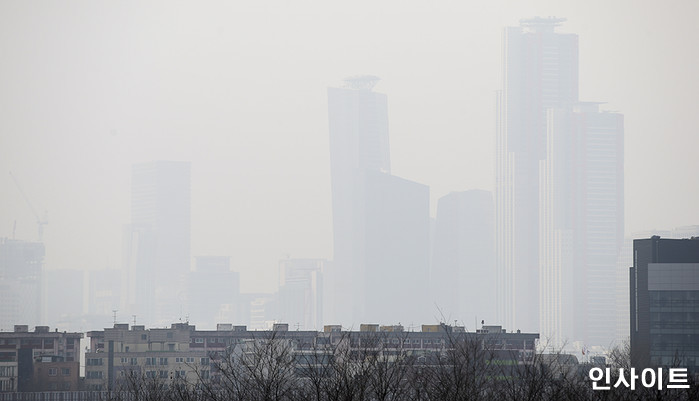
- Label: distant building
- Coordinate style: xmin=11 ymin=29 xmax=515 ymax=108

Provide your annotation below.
xmin=328 ymin=77 xmax=430 ymax=326
xmin=87 ymin=268 xmax=122 ymax=324
xmin=0 ymin=239 xmax=45 ymax=332
xmin=0 ymin=325 xmax=83 ymax=392
xmin=278 ymin=258 xmax=325 ymax=331
xmin=328 ymin=76 xmax=390 ymax=326
xmin=538 ymin=102 xmax=624 ymax=347
xmin=431 ymin=190 xmax=495 ymax=327
xmin=630 ymin=236 xmax=699 ymax=372
xmin=495 ymin=17 xmax=579 ymax=334
xmin=188 ymin=256 xmax=240 ymax=329
xmin=45 ymin=269 xmax=84 ymax=329
xmin=124 ymin=161 xmax=191 ymax=326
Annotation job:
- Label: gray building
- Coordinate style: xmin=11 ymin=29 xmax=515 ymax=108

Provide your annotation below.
xmin=431 ymin=190 xmax=495 ymax=328
xmin=0 ymin=238 xmax=45 ymax=331
xmin=630 ymin=236 xmax=699 ymax=372
xmin=327 ymin=76 xmax=430 ymax=327
xmin=495 ymin=17 xmax=579 ymax=334
xmin=188 ymin=256 xmax=240 ymax=329
xmin=124 ymin=161 xmax=191 ymax=326
xmin=539 ymin=103 xmax=624 ymax=347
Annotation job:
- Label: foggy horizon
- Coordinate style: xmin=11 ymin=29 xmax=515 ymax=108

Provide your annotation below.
xmin=1 ymin=1 xmax=698 ymax=310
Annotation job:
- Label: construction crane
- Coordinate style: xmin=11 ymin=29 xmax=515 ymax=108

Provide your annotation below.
xmin=9 ymin=171 xmax=48 ymax=242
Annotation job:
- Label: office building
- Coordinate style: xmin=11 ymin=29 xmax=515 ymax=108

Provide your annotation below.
xmin=278 ymin=258 xmax=325 ymax=331
xmin=538 ymin=103 xmax=624 ymax=347
xmin=328 ymin=76 xmax=430 ymax=326
xmin=0 ymin=239 xmax=45 ymax=332
xmin=431 ymin=190 xmax=495 ymax=327
xmin=630 ymin=236 xmax=699 ymax=372
xmin=495 ymin=17 xmax=579 ymax=333
xmin=124 ymin=161 xmax=191 ymax=326
xmin=188 ymin=256 xmax=240 ymax=329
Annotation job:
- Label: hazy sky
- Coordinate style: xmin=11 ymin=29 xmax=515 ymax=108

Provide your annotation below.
xmin=1 ymin=1 xmax=698 ymax=292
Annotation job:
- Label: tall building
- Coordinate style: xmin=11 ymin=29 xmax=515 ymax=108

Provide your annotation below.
xmin=495 ymin=17 xmax=579 ymax=333
xmin=431 ymin=190 xmax=495 ymax=328
xmin=630 ymin=236 xmax=699 ymax=372
xmin=496 ymin=19 xmax=624 ymax=347
xmin=278 ymin=258 xmax=325 ymax=330
xmin=328 ymin=76 xmax=430 ymax=326
xmin=0 ymin=238 xmax=45 ymax=331
xmin=124 ymin=161 xmax=191 ymax=326
xmin=538 ymin=103 xmax=623 ymax=347
xmin=362 ymin=171 xmax=430 ymax=326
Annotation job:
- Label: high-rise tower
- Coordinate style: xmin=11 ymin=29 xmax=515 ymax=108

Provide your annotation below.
xmin=496 ymin=17 xmax=579 ymax=333
xmin=125 ymin=161 xmax=191 ymax=326
xmin=328 ymin=76 xmax=430 ymax=326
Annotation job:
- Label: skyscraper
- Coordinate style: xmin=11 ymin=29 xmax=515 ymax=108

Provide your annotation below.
xmin=431 ymin=190 xmax=495 ymax=327
xmin=328 ymin=76 xmax=390 ymax=325
xmin=328 ymin=76 xmax=430 ymax=326
xmin=539 ymin=103 xmax=623 ymax=347
xmin=124 ymin=161 xmax=191 ymax=326
xmin=496 ymin=17 xmax=579 ymax=333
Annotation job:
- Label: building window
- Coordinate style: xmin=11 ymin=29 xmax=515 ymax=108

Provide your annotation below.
xmin=194 ymin=338 xmax=204 ymax=344
xmin=141 ymin=334 xmax=147 ymax=340
xmin=159 ymin=358 xmax=168 ymax=366
xmin=146 ymin=371 xmax=156 ymax=379
xmin=168 ymin=344 xmax=175 ymax=351
xmin=61 ymin=368 xmax=70 ymax=376
xmin=167 ymin=332 xmax=173 ymax=339
xmin=159 ymin=370 xmax=168 ymax=379
xmin=87 ymin=371 xmax=103 ymax=379
xmin=186 ymin=357 xmax=194 ymax=363
xmin=121 ymin=358 xmax=128 ymax=364
xmin=48 ymin=368 xmax=57 ymax=376
xmin=175 ymin=357 xmax=184 ymax=363
xmin=200 ymin=357 xmax=209 ymax=366
xmin=200 ymin=370 xmax=210 ymax=379
xmin=130 ymin=358 xmax=138 ymax=366
xmin=63 ymin=382 xmax=71 ymax=390
xmin=145 ymin=357 xmax=156 ymax=366
xmin=87 ymin=358 xmax=103 ymax=366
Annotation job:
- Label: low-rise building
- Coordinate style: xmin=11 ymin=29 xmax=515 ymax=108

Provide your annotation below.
xmin=0 ymin=325 xmax=83 ymax=392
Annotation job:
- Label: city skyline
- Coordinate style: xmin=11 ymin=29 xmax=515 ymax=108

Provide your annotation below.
xmin=1 ymin=2 xmax=698 ymax=297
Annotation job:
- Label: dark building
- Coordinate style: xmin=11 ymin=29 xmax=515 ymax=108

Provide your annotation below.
xmin=0 ymin=325 xmax=83 ymax=392
xmin=630 ymin=236 xmax=699 ymax=371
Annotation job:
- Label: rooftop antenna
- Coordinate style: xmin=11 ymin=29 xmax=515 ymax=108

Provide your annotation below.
xmin=112 ymin=310 xmax=118 ymax=325
xmin=132 ymin=315 xmax=137 ymax=326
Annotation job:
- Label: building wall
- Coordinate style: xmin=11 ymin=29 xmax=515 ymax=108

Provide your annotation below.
xmin=631 ymin=237 xmax=699 ymax=371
